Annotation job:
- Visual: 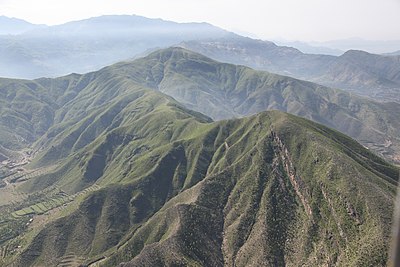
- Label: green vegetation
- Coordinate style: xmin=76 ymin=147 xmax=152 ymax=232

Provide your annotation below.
xmin=11 ymin=191 xmax=71 ymax=217
xmin=6 ymin=105 xmax=399 ymax=266
xmin=108 ymin=47 xmax=400 ymax=163
xmin=0 ymin=47 xmax=398 ymax=266
xmin=1 ymin=47 xmax=399 ymax=163
xmin=181 ymin=38 xmax=400 ymax=103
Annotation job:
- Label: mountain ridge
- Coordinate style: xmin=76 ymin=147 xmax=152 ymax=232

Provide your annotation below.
xmin=1 ymin=12 xmax=399 ymax=106
xmin=180 ymin=38 xmax=400 ymax=103
xmin=0 ymin=47 xmax=398 ymax=266
xmin=104 ymin=47 xmax=400 ymax=163
xmin=0 ymin=15 xmax=234 ymax=79
xmin=0 ymin=16 xmax=44 ymax=35
xmin=1 ymin=47 xmax=400 ymax=164
xmin=10 ymin=108 xmax=398 ymax=266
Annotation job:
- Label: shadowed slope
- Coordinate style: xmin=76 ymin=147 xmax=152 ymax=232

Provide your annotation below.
xmin=104 ymin=47 xmax=400 ymax=163
xmin=180 ymin=37 xmax=400 ymax=103
xmin=13 ymin=110 xmax=398 ymax=267
xmin=0 ymin=48 xmax=398 ymax=267
xmin=1 ymin=47 xmax=399 ymax=163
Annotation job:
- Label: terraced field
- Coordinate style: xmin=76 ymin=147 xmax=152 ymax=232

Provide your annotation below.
xmin=7 ymin=167 xmax=55 ymax=184
xmin=11 ymin=191 xmax=72 ymax=218
xmin=0 ymin=166 xmax=56 ymax=206
xmin=0 ymin=163 xmax=102 ymax=263
xmin=11 ymin=183 xmax=101 ymax=218
xmin=57 ymin=253 xmax=86 ymax=267
xmin=0 ymin=47 xmax=398 ymax=266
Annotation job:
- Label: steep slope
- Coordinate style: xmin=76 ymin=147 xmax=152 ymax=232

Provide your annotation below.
xmin=1 ymin=47 xmax=399 ymax=165
xmin=0 ymin=78 xmax=58 ymax=160
xmin=0 ymin=15 xmax=233 ymax=79
xmin=0 ymin=82 xmax=215 ymax=265
xmin=116 ymin=112 xmax=398 ymax=267
xmin=103 ymin=47 xmax=400 ymax=163
xmin=0 ymin=49 xmax=397 ymax=266
xmin=11 ymin=108 xmax=398 ymax=267
xmin=1 ymin=14 xmax=398 ymax=104
xmin=316 ymin=50 xmax=400 ymax=91
xmin=0 ymin=72 xmax=105 ymax=160
xmin=180 ymin=37 xmax=400 ymax=102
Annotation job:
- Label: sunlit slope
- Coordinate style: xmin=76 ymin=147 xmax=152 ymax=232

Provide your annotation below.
xmin=0 ymin=78 xmax=57 ymax=152
xmin=180 ymin=38 xmax=400 ymax=103
xmin=1 ymin=47 xmax=399 ymax=163
xmin=14 ymin=107 xmax=398 ymax=266
xmin=0 ymin=51 xmax=397 ymax=265
xmin=103 ymin=47 xmax=400 ymax=163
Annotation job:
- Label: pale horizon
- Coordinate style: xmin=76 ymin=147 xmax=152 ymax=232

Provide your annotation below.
xmin=0 ymin=0 xmax=399 ymax=43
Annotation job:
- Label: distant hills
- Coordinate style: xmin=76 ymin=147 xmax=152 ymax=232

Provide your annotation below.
xmin=1 ymin=47 xmax=399 ymax=163
xmin=0 ymin=16 xmax=43 ymax=35
xmin=317 ymin=38 xmax=400 ymax=55
xmin=0 ymin=16 xmax=399 ymax=267
xmin=107 ymin=47 xmax=400 ymax=163
xmin=0 ymin=15 xmax=399 ymax=106
xmin=278 ymin=38 xmax=400 ymax=55
xmin=386 ymin=50 xmax=400 ymax=56
xmin=0 ymin=15 xmax=233 ymax=78
xmin=180 ymin=37 xmax=400 ymax=102
xmin=316 ymin=50 xmax=400 ymax=93
xmin=274 ymin=40 xmax=344 ymax=56
xmin=0 ymin=49 xmax=397 ymax=265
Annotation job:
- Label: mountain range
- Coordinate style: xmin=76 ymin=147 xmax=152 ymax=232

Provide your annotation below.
xmin=0 ymin=47 xmax=398 ymax=266
xmin=273 ymin=40 xmax=344 ymax=56
xmin=0 ymin=15 xmax=233 ymax=79
xmin=0 ymin=16 xmax=43 ymax=35
xmin=386 ymin=50 xmax=400 ymax=56
xmin=0 ymin=14 xmax=399 ymax=267
xmin=180 ymin=37 xmax=400 ymax=103
xmin=277 ymin=38 xmax=400 ymax=55
xmin=1 ymin=47 xmax=399 ymax=164
xmin=1 ymin=15 xmax=399 ymax=106
xmin=75 ymin=48 xmax=400 ymax=163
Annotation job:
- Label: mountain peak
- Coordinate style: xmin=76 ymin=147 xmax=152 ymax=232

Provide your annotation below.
xmin=140 ymin=46 xmax=217 ymax=65
xmin=0 ymin=16 xmax=42 ymax=35
xmin=341 ymin=49 xmax=373 ymax=57
xmin=0 ymin=42 xmax=398 ymax=266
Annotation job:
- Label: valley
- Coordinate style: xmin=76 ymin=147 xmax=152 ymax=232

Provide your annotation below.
xmin=0 ymin=12 xmax=399 ymax=267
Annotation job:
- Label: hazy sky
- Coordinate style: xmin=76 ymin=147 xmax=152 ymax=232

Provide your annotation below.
xmin=0 ymin=0 xmax=399 ymax=42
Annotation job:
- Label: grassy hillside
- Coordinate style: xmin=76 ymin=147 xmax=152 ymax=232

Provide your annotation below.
xmin=104 ymin=47 xmax=400 ymax=163
xmin=180 ymin=37 xmax=400 ymax=103
xmin=0 ymin=78 xmax=58 ymax=163
xmin=1 ymin=47 xmax=399 ymax=163
xmin=9 ymin=106 xmax=398 ymax=266
xmin=0 ymin=47 xmax=398 ymax=266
